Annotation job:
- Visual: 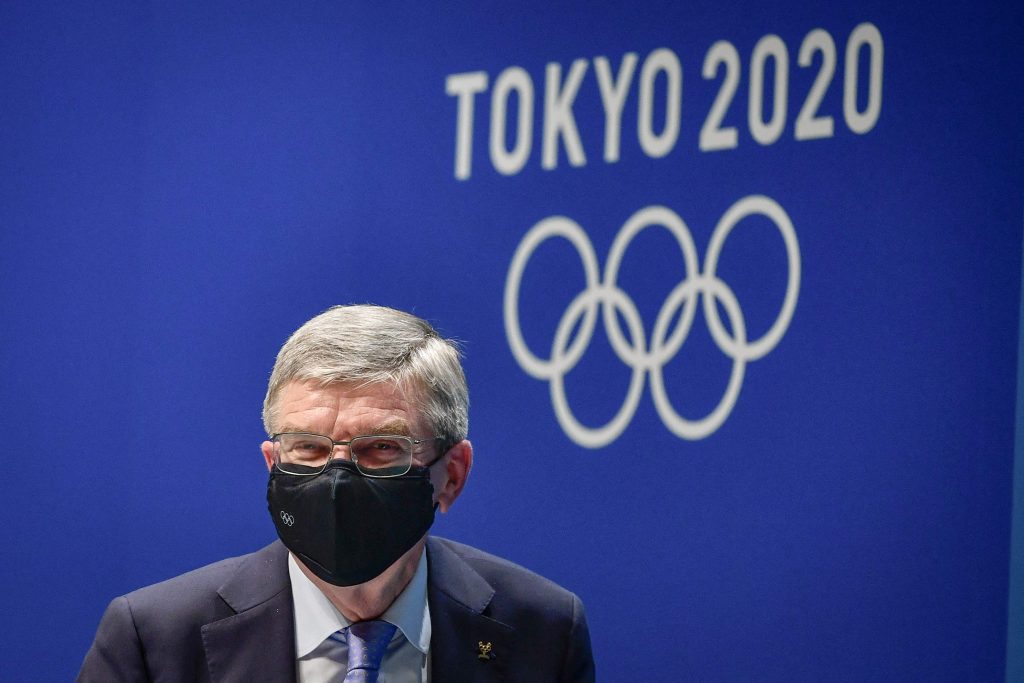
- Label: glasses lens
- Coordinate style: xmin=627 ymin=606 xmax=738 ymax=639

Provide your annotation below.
xmin=274 ymin=433 xmax=333 ymax=474
xmin=351 ymin=436 xmax=413 ymax=477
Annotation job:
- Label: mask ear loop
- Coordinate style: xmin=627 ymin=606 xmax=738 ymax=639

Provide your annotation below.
xmin=422 ymin=448 xmax=447 ymax=469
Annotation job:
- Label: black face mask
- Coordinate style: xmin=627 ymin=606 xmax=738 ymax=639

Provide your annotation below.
xmin=267 ymin=459 xmax=437 ymax=586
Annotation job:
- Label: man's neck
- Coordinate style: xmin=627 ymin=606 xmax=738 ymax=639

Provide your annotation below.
xmin=293 ymin=537 xmax=427 ymax=623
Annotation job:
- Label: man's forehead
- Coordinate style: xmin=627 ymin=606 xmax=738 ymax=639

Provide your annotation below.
xmin=276 ymin=378 xmax=428 ymax=433
xmin=289 ymin=376 xmax=419 ymax=395
xmin=279 ymin=378 xmax=408 ymax=401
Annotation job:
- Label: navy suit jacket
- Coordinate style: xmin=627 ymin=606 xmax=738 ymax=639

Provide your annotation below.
xmin=78 ymin=537 xmax=595 ymax=682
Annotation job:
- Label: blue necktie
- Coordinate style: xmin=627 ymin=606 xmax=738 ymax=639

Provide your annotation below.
xmin=343 ymin=620 xmax=397 ymax=683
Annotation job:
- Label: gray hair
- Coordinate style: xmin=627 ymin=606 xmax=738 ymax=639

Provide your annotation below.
xmin=262 ymin=305 xmax=469 ymax=452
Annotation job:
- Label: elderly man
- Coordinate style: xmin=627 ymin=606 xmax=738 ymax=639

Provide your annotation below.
xmin=79 ymin=305 xmax=595 ymax=682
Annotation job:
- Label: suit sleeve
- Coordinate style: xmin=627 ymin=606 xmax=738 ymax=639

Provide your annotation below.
xmin=560 ymin=594 xmax=596 ymax=683
xmin=77 ymin=596 xmax=150 ymax=682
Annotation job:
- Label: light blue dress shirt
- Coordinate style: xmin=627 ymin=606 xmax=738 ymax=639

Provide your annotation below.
xmin=288 ymin=549 xmax=431 ymax=682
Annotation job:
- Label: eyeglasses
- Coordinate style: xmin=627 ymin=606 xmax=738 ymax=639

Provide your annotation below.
xmin=270 ymin=432 xmax=440 ymax=477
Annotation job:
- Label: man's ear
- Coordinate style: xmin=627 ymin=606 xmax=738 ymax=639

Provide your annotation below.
xmin=434 ymin=439 xmax=473 ymax=514
xmin=260 ymin=441 xmax=275 ymax=472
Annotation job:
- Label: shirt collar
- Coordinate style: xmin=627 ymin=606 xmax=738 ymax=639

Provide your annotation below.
xmin=288 ymin=549 xmax=431 ymax=659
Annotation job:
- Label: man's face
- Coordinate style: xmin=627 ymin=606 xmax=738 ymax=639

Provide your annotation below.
xmin=260 ymin=379 xmax=459 ymax=509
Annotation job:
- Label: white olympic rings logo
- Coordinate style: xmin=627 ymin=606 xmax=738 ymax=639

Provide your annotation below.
xmin=503 ymin=195 xmax=801 ymax=448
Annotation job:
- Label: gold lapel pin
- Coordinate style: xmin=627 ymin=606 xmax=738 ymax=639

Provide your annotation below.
xmin=477 ymin=641 xmax=494 ymax=661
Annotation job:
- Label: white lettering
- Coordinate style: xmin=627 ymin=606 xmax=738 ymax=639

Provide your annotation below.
xmin=490 ymin=67 xmax=534 ymax=176
xmin=594 ymin=53 xmax=638 ymax=163
xmin=748 ymin=35 xmax=788 ymax=145
xmin=699 ymin=41 xmax=740 ymax=151
xmin=843 ymin=22 xmax=884 ymax=134
xmin=445 ymin=71 xmax=488 ymax=180
xmin=447 ymin=25 xmax=882 ymax=177
xmin=542 ymin=59 xmax=589 ymax=170
xmin=637 ymin=48 xmax=682 ymax=158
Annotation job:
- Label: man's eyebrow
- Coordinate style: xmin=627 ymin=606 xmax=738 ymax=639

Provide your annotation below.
xmin=275 ymin=425 xmax=314 ymax=435
xmin=364 ymin=420 xmax=411 ymax=436
xmin=274 ymin=421 xmax=412 ymax=437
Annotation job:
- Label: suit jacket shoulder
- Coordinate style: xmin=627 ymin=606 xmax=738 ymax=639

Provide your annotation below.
xmin=426 ymin=536 xmax=596 ymax=682
xmin=78 ymin=542 xmax=295 ymax=683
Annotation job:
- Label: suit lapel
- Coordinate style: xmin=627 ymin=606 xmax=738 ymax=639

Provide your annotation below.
xmin=197 ymin=538 xmax=515 ymax=682
xmin=427 ymin=538 xmax=513 ymax=682
xmin=200 ymin=541 xmax=297 ymax=683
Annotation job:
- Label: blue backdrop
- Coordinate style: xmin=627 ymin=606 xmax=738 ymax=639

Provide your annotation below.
xmin=2 ymin=2 xmax=1022 ymax=681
